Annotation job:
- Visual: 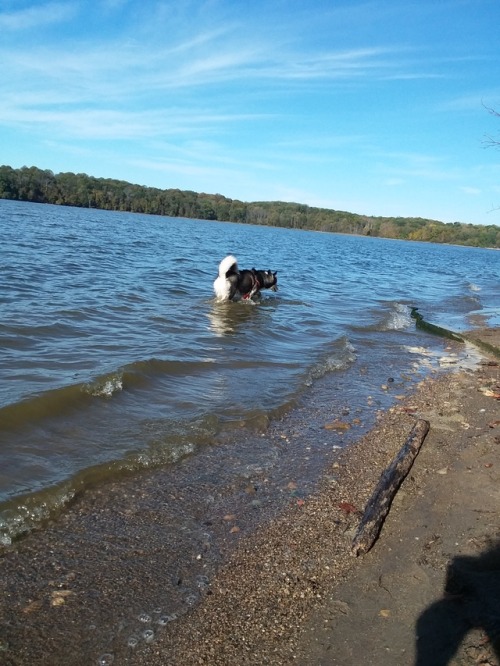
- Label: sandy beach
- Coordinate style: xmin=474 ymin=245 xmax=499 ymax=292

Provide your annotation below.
xmin=1 ymin=328 xmax=500 ymax=666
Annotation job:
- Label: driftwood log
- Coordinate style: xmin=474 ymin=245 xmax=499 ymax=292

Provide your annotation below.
xmin=351 ymin=418 xmax=430 ymax=557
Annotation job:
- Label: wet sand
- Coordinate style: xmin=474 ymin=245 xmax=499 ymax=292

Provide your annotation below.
xmin=1 ymin=328 xmax=500 ymax=665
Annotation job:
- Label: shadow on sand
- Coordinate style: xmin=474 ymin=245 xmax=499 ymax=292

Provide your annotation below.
xmin=416 ymin=539 xmax=500 ymax=665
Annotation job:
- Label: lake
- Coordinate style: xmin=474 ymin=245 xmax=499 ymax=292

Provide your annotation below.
xmin=1 ymin=199 xmax=499 ymax=545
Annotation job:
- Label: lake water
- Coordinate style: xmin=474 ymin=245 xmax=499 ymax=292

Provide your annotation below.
xmin=1 ymin=199 xmax=499 ymax=546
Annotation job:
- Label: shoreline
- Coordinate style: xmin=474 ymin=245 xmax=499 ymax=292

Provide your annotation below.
xmin=1 ymin=328 xmax=499 ymax=665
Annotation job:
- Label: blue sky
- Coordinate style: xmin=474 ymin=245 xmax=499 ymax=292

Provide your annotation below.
xmin=1 ymin=0 xmax=500 ymax=225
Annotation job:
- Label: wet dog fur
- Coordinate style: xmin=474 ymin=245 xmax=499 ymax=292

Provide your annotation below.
xmin=213 ymin=255 xmax=278 ymax=302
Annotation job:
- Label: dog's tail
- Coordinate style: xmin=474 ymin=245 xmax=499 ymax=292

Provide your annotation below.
xmin=218 ymin=255 xmax=238 ymax=278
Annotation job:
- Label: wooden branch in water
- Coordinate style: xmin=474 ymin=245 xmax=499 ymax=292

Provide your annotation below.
xmin=351 ymin=418 xmax=430 ymax=557
xmin=410 ymin=308 xmax=464 ymax=342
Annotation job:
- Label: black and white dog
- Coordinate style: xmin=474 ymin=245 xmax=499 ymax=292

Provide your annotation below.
xmin=213 ymin=255 xmax=278 ymax=302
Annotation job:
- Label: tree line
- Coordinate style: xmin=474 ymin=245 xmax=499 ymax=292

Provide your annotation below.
xmin=1 ymin=164 xmax=499 ymax=248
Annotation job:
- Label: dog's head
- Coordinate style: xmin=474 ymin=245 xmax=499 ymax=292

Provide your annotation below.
xmin=256 ymin=269 xmax=278 ymax=291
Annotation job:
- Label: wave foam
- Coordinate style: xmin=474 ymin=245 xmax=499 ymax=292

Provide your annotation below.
xmin=84 ymin=373 xmax=123 ymax=398
xmin=305 ymin=337 xmax=357 ymax=386
xmin=381 ymin=303 xmax=413 ymax=331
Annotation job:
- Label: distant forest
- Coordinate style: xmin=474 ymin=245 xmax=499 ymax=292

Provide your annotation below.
xmin=1 ymin=164 xmax=499 ymax=248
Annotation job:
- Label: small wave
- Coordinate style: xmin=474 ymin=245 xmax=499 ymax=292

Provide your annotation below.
xmin=0 ymin=420 xmax=212 ymax=547
xmin=123 ymin=357 xmax=216 ymax=379
xmin=468 ymin=283 xmax=481 ymax=292
xmin=305 ymin=336 xmax=357 ymax=386
xmin=84 ymin=373 xmax=124 ymax=398
xmin=350 ymin=302 xmax=413 ymax=333
xmin=0 ymin=359 xmax=219 ymax=430
xmin=0 ymin=482 xmax=79 ymax=547
xmin=0 ymin=370 xmax=129 ymax=431
xmin=380 ymin=303 xmax=413 ymax=331
xmin=0 ymin=384 xmax=93 ymax=432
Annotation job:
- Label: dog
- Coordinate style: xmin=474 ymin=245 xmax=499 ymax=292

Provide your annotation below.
xmin=213 ymin=255 xmax=278 ymax=302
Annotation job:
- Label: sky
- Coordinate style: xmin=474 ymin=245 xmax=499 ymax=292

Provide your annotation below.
xmin=1 ymin=0 xmax=500 ymax=226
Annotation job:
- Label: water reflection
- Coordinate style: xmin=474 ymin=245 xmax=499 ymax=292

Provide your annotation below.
xmin=206 ymin=300 xmax=258 ymax=336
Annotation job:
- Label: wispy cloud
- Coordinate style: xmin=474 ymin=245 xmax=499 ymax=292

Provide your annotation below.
xmin=259 ymin=47 xmax=401 ymax=81
xmin=0 ymin=2 xmax=76 ymax=31
xmin=0 ymin=105 xmax=267 ymax=140
xmin=437 ymin=94 xmax=496 ymax=112
xmin=371 ymin=150 xmax=466 ymax=182
xmin=1 ymin=41 xmax=412 ymax=97
xmin=0 ymin=15 xmax=423 ymax=143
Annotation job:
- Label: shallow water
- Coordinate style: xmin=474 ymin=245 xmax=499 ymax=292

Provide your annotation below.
xmin=1 ymin=199 xmax=499 ymax=544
